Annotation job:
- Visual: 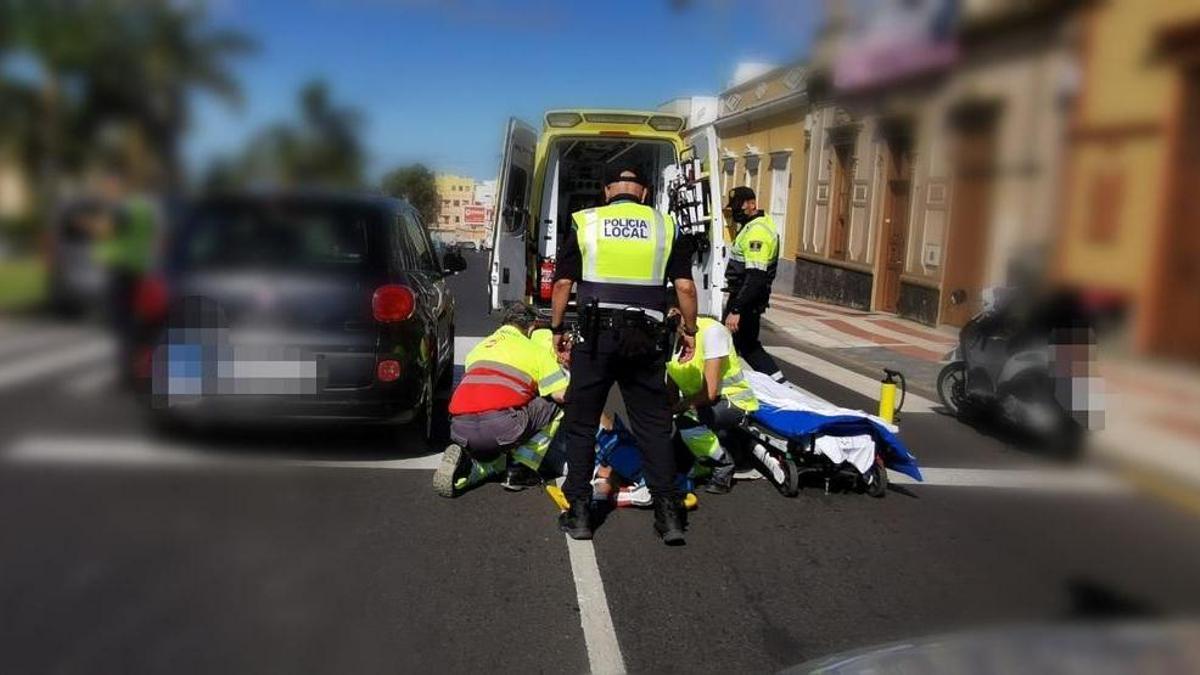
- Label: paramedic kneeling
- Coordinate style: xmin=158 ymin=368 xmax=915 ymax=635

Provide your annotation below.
xmin=723 ymin=187 xmax=786 ymax=383
xmin=668 ymin=315 xmax=759 ymax=494
xmin=432 ymin=303 xmax=568 ymax=498
xmin=551 ymin=164 xmax=699 ymax=545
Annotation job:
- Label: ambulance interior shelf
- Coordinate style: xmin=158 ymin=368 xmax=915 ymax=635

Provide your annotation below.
xmin=667 ymin=145 xmax=713 ymax=258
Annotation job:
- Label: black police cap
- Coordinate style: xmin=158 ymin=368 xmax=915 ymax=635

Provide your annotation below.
xmin=725 ymin=186 xmax=756 ymax=210
xmin=604 ymin=164 xmax=647 ymax=187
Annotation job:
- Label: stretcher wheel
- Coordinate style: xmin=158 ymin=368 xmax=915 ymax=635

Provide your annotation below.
xmin=756 ymin=446 xmax=798 ymax=498
xmin=863 ymin=461 xmax=888 ymax=498
xmin=777 ymin=455 xmax=800 ymax=498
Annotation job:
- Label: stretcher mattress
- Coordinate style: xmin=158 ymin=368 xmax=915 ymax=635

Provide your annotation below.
xmin=749 ymin=404 xmax=923 ymax=481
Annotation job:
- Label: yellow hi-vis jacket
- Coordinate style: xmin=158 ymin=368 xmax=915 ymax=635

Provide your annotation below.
xmin=449 ymin=325 xmax=569 ymax=415
xmin=666 ymin=317 xmax=759 ymax=412
xmin=570 ymin=199 xmax=676 ymax=314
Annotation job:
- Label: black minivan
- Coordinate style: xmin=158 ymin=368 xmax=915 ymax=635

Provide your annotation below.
xmin=134 ymin=192 xmax=464 ymax=441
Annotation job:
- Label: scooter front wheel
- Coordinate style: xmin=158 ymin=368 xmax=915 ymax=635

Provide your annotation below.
xmin=937 ymin=361 xmax=968 ymax=415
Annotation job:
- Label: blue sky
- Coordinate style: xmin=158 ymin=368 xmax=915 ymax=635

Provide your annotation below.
xmin=185 ymin=0 xmax=821 ymax=182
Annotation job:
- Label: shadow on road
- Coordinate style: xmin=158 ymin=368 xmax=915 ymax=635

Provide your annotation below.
xmin=147 ymin=416 xmax=440 ymax=462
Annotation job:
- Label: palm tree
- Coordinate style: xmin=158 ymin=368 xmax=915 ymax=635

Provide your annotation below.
xmin=79 ymin=0 xmax=255 ymax=193
xmin=293 ymin=80 xmax=365 ymax=187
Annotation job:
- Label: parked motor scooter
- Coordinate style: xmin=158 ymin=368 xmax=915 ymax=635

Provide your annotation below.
xmin=936 ymin=287 xmax=1099 ymax=458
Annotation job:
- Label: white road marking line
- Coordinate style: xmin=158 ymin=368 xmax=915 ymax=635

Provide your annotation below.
xmin=0 ymin=327 xmax=85 ymax=359
xmin=888 ymin=466 xmax=1130 ymax=494
xmin=766 ymin=345 xmax=938 ymax=413
xmin=3 ymin=435 xmax=444 ymax=470
xmin=0 ymin=339 xmax=113 ymax=391
xmin=556 ymin=477 xmax=626 ymax=675
xmin=3 ymin=434 xmax=1133 ymax=498
xmin=63 ymin=365 xmax=117 ymax=396
xmin=454 ymin=336 xmax=481 ymax=365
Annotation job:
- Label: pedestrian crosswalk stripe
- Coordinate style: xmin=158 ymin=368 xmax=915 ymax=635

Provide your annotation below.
xmin=888 ymin=467 xmax=1129 ymax=493
xmin=765 ymin=345 xmax=938 ymax=413
xmin=3 ymin=435 xmax=443 ymax=470
xmin=0 ymin=339 xmax=112 ymax=391
xmin=0 ymin=327 xmax=88 ymax=360
xmin=62 ymin=365 xmax=117 ymax=396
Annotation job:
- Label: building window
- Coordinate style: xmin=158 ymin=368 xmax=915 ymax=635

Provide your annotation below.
xmin=454 ymin=216 xmax=460 ymax=223
xmin=829 ymin=144 xmax=853 ymax=260
xmin=769 ymin=152 xmax=791 ymax=234
xmin=453 ymin=200 xmax=460 ymax=206
xmin=744 ymin=154 xmax=761 ymax=194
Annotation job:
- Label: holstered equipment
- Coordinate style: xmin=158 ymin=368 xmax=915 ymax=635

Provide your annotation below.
xmin=579 ymin=300 xmax=667 ymax=357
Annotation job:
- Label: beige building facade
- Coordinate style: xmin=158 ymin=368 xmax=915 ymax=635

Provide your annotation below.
xmin=700 ymin=61 xmax=811 ymax=294
xmin=795 ymin=1 xmax=1079 ymax=326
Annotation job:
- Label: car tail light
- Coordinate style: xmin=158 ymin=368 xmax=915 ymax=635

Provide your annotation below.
xmin=376 ymin=359 xmax=401 ymax=382
xmin=134 ymin=276 xmax=169 ymax=322
xmin=372 ymin=285 xmax=415 ymax=322
xmin=539 ymin=258 xmax=555 ymax=301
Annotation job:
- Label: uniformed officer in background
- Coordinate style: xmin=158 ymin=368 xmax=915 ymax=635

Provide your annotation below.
xmin=723 ymin=186 xmax=785 ymax=383
xmin=551 ymin=164 xmax=699 ymax=546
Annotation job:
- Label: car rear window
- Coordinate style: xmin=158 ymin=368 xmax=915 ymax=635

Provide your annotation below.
xmin=178 ymin=201 xmax=375 ymax=272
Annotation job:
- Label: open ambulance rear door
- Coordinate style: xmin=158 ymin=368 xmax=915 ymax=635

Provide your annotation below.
xmin=488 ymin=117 xmax=537 ymax=312
xmin=687 ymin=125 xmax=727 ymax=317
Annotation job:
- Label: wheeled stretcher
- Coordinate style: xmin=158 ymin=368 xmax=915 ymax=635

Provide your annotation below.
xmin=738 ymin=371 xmax=923 ymax=498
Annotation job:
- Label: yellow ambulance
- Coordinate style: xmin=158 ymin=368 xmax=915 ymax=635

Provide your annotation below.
xmin=487 ymin=109 xmax=727 ymax=316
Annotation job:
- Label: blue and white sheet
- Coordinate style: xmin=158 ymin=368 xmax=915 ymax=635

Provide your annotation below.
xmin=746 ymin=370 xmax=923 ymax=481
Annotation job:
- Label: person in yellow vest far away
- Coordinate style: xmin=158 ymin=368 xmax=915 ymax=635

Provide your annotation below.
xmin=667 ymin=313 xmax=759 ymax=494
xmin=723 ymin=186 xmax=787 ymax=384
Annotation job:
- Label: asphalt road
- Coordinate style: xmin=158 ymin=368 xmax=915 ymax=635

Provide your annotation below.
xmin=1 ymin=250 xmax=1198 ymax=674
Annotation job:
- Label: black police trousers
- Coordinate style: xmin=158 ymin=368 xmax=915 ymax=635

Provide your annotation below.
xmin=724 ymin=308 xmax=782 ymax=377
xmin=562 ymin=327 xmax=678 ymax=504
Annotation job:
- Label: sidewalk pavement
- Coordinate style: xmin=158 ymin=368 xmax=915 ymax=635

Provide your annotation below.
xmin=761 ymin=292 xmax=955 ymax=399
xmin=762 ymin=293 xmax=1200 ymax=501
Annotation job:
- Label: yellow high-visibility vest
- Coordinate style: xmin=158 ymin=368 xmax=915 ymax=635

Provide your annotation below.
xmin=666 ymin=317 xmax=758 ymax=412
xmin=571 ymin=199 xmax=676 ymax=312
xmin=730 ymin=213 xmax=779 ymax=272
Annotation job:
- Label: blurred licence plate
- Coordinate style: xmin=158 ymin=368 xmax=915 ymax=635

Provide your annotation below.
xmin=167 ymin=344 xmax=319 ymax=396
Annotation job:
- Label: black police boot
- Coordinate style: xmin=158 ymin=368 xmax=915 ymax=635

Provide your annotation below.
xmin=502 ymin=462 xmax=541 ymax=491
xmin=558 ymin=499 xmax=593 ymax=540
xmin=653 ymin=497 xmax=687 ymax=546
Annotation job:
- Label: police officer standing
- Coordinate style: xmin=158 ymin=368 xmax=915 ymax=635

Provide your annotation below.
xmin=551 ymin=165 xmax=699 ymax=546
xmin=723 ymin=186 xmax=785 ymax=383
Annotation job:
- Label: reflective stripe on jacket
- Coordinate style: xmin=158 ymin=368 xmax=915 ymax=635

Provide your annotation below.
xmin=449 ymin=325 xmax=568 ymax=415
xmin=571 ymin=200 xmax=676 ymax=314
xmin=726 ymin=213 xmax=779 ymax=293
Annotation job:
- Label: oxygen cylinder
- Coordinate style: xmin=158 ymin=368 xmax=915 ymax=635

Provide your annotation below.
xmin=878 ymin=369 xmax=907 ymax=424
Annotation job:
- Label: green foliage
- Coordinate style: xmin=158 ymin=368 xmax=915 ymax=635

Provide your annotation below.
xmin=204 ymin=79 xmax=366 ymax=191
xmin=0 ymin=258 xmax=45 ymax=313
xmin=380 ymin=164 xmax=440 ymax=226
xmin=0 ymin=0 xmax=254 ymax=194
